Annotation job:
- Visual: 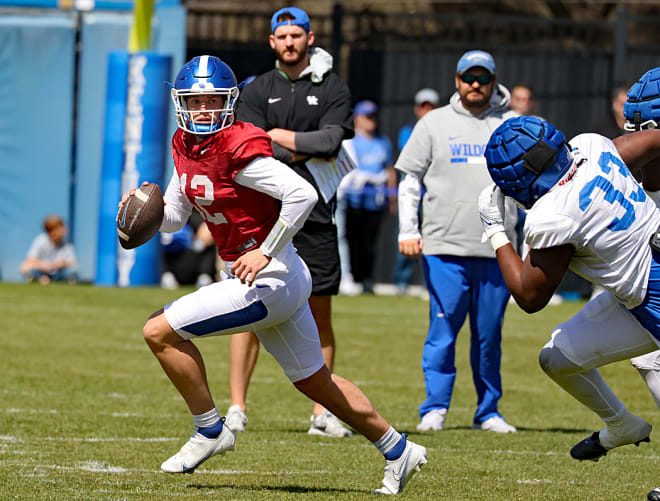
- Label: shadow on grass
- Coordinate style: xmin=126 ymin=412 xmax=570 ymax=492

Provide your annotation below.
xmin=188 ymin=483 xmax=365 ymax=495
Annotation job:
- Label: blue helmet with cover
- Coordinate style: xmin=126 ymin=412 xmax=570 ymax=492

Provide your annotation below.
xmin=624 ymin=67 xmax=660 ymax=132
xmin=484 ymin=116 xmax=573 ymax=209
xmin=170 ymin=55 xmax=239 ymax=134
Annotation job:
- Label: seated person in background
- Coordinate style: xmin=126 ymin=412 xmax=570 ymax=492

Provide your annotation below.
xmin=20 ymin=214 xmax=77 ymax=285
xmin=161 ymin=212 xmax=217 ymax=289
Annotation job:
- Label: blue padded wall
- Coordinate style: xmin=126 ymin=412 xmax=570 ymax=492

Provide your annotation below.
xmin=0 ymin=13 xmax=76 ymax=282
xmin=74 ymin=7 xmax=184 ymax=282
xmin=0 ymin=5 xmax=185 ymax=282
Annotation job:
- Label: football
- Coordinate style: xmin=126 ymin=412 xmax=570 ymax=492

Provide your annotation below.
xmin=116 ymin=183 xmax=164 ymax=250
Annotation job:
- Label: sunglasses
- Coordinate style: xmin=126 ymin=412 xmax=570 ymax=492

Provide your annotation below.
xmin=460 ymin=73 xmax=493 ymax=85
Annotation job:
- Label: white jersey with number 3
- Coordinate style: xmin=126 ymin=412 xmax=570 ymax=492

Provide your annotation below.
xmin=524 ymin=133 xmax=660 ymax=308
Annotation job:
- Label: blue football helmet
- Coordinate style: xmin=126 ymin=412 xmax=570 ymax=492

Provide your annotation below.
xmin=624 ymin=67 xmax=660 ymax=132
xmin=485 ymin=116 xmax=573 ymax=209
xmin=170 ymin=55 xmax=239 ymax=135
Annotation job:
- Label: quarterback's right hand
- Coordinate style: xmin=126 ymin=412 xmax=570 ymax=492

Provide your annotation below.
xmin=399 ymin=238 xmax=423 ymax=258
xmin=118 ymin=181 xmax=149 ymax=209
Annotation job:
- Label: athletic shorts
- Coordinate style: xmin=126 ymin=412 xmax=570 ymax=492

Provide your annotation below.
xmin=164 ymin=243 xmax=325 ymax=382
xmin=293 ymin=222 xmax=340 ymax=296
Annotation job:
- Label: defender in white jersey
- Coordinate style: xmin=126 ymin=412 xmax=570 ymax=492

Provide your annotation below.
xmin=478 ymin=115 xmax=660 ymax=461
xmin=623 ymin=66 xmax=660 ymax=501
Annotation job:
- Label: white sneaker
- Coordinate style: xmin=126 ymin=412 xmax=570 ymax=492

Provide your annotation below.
xmin=308 ymin=410 xmax=353 ymax=437
xmin=225 ymin=405 xmax=248 ymax=433
xmin=473 ymin=416 xmax=517 ymax=433
xmin=160 ymin=271 xmax=178 ymax=290
xmin=416 ymin=409 xmax=447 ymax=432
xmin=161 ymin=422 xmax=235 ymax=473
xmin=195 ymin=273 xmax=213 ymax=288
xmin=372 ymin=283 xmax=400 ymax=296
xmin=548 ymin=293 xmax=564 ymax=306
xmin=339 ymin=278 xmax=363 ymax=296
xmin=372 ymin=437 xmax=428 ymax=495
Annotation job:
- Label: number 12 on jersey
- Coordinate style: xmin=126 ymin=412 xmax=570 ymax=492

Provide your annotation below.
xmin=180 ymin=173 xmax=228 ymax=225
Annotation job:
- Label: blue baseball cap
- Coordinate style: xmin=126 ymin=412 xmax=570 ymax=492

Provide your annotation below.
xmin=456 ymin=50 xmax=496 ymax=74
xmin=354 ymin=100 xmax=379 ymax=116
xmin=271 ymin=7 xmax=310 ymax=33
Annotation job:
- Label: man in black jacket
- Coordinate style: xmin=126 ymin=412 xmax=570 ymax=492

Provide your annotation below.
xmin=226 ymin=6 xmax=354 ymax=438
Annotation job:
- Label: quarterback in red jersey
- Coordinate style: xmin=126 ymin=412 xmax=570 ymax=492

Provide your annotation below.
xmin=118 ymin=55 xmax=427 ymax=494
xmin=169 ymin=120 xmax=279 ymax=262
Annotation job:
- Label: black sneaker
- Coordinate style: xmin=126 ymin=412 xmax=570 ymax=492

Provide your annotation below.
xmin=648 ymin=488 xmax=660 ymax=501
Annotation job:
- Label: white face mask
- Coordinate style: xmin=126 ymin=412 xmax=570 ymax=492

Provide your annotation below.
xmin=171 ymin=87 xmax=240 ymax=135
xmin=624 ymin=118 xmax=658 ymax=132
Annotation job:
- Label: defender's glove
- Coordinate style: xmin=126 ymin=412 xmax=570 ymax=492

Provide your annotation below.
xmin=478 ymin=184 xmax=510 ymax=251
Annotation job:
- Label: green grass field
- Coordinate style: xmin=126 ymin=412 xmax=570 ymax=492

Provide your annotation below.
xmin=1 ymin=283 xmax=657 ymax=500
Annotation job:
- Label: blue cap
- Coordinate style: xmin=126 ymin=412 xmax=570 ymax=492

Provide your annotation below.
xmin=354 ymin=100 xmax=379 ymax=116
xmin=456 ymin=50 xmax=496 ymax=74
xmin=271 ymin=7 xmax=310 ymax=33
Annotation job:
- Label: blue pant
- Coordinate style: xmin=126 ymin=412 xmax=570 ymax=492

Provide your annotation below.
xmin=420 ymin=255 xmax=510 ymax=424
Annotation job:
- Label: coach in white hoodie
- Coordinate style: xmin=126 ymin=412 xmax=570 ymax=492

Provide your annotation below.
xmin=396 ymin=50 xmax=519 ymax=434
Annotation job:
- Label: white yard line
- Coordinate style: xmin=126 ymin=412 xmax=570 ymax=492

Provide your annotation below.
xmin=4 ymin=459 xmax=330 ymax=476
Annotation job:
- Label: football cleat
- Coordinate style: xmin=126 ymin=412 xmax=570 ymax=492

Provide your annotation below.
xmin=571 ymin=415 xmax=651 ymax=462
xmin=416 ymin=409 xmax=447 ymax=432
xmin=225 ymin=405 xmax=248 ymax=433
xmin=308 ymin=410 xmax=353 ymax=437
xmin=570 ymin=432 xmax=608 ymax=461
xmin=648 ymin=487 xmax=660 ymax=501
xmin=372 ymin=437 xmax=428 ymax=495
xmin=161 ymin=420 xmax=235 ymax=473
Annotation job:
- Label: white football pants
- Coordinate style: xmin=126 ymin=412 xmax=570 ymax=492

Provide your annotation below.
xmin=540 ymin=291 xmax=659 ymax=419
xmin=164 ymin=242 xmax=324 ymax=383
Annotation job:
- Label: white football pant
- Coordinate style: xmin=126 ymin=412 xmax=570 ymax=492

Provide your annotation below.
xmin=540 ymin=291 xmax=659 ymax=419
xmin=164 ymin=242 xmax=325 ymax=383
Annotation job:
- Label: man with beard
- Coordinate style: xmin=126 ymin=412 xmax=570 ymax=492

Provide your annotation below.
xmin=227 ymin=7 xmax=354 ymax=438
xmin=396 ymin=50 xmax=519 ymax=433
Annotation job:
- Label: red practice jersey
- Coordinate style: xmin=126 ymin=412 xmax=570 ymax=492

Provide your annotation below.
xmin=171 ymin=121 xmax=279 ymax=261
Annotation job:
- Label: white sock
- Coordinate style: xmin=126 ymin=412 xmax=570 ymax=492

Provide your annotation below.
xmin=373 ymin=426 xmax=403 ymax=456
xmin=193 ymin=408 xmax=220 ymax=429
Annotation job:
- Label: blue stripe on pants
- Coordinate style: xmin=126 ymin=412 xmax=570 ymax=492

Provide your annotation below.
xmin=420 ymin=255 xmax=510 ymax=424
xmin=175 ymin=300 xmax=268 ymax=337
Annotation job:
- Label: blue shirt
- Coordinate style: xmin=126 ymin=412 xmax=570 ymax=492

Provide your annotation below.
xmin=346 ymin=132 xmax=393 ymax=211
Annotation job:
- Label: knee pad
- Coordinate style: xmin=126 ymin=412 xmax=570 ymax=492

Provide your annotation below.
xmin=539 ymin=340 xmax=583 ymax=378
